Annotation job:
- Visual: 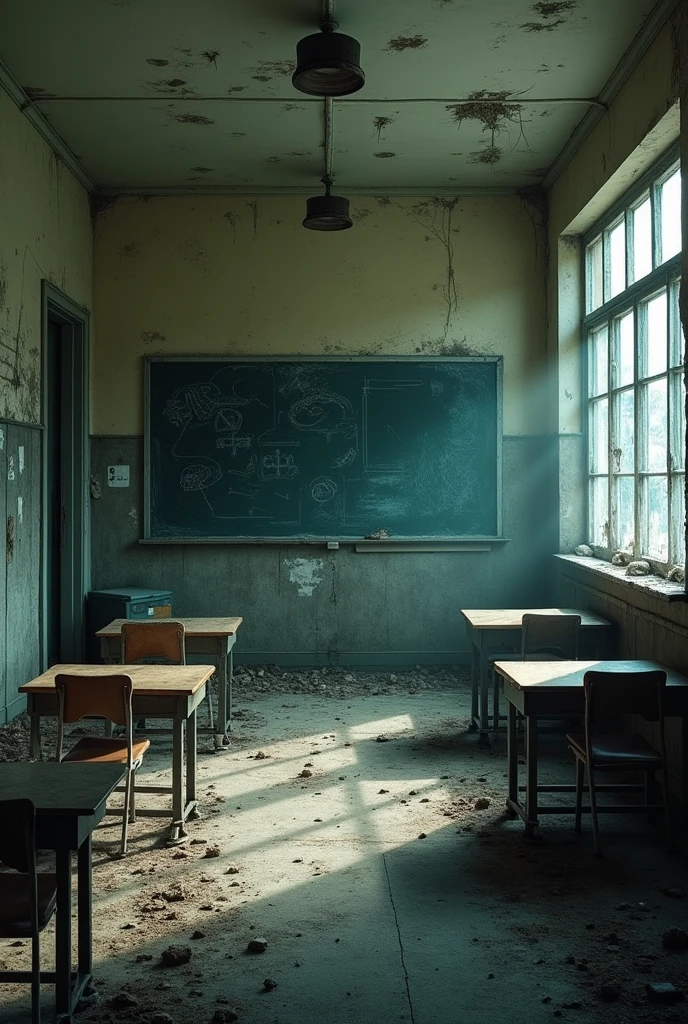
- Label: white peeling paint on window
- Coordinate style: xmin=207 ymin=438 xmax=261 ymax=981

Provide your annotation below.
xmin=284 ymin=557 xmax=324 ymax=597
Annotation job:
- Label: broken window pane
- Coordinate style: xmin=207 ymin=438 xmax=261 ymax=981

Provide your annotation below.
xmin=643 ymin=475 xmax=668 ymax=561
xmin=589 ymin=325 xmax=608 ymax=396
xmin=631 ymin=195 xmax=652 ymax=282
xmin=613 ymin=475 xmax=635 ymax=552
xmin=590 ymin=476 xmax=609 ymax=548
xmin=670 ymin=476 xmax=686 ymax=566
xmin=613 ymin=312 xmax=634 ymax=387
xmin=589 ymin=398 xmax=608 ymax=473
xmin=612 ymin=389 xmax=634 ymax=473
xmin=640 ymin=378 xmax=667 ymax=473
xmin=670 ymin=371 xmax=686 ymax=473
xmin=586 ymin=236 xmax=603 ymax=313
xmin=639 ymin=291 xmax=667 ymax=378
xmin=669 ymin=278 xmax=685 ymax=368
xmin=660 ymin=168 xmax=681 ymax=263
xmin=606 ymin=220 xmax=626 ymax=300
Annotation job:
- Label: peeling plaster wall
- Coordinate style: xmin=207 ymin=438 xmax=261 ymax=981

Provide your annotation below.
xmin=91 ymin=193 xmax=558 ymax=660
xmin=0 ymin=88 xmax=92 ymax=423
xmin=92 ymin=194 xmax=546 ymax=437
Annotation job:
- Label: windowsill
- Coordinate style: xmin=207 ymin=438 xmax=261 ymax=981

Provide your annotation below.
xmin=555 ymin=554 xmax=687 ymax=603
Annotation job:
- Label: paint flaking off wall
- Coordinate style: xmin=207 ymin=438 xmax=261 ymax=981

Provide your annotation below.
xmin=284 ymin=558 xmax=324 ymax=597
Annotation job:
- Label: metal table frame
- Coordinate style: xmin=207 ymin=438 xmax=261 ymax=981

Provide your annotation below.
xmin=0 ymin=763 xmax=125 ymax=1023
xmin=98 ymin=620 xmax=241 ymax=749
xmin=460 ymin=609 xmax=612 ymax=744
xmin=497 ymin=659 xmax=688 ymax=841
xmin=23 ymin=671 xmax=212 ymax=845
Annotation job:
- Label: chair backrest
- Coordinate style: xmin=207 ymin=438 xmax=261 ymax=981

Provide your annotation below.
xmin=583 ymin=669 xmax=667 ymax=728
xmin=0 ymin=798 xmax=35 ymax=873
xmin=521 ymin=613 xmax=581 ymax=660
xmin=121 ymin=620 xmax=185 ymax=666
xmin=55 ymin=672 xmax=135 ymax=765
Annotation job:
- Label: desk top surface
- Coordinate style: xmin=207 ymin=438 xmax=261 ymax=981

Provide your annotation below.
xmin=0 ymin=762 xmax=126 ymax=815
xmin=461 ymin=608 xmax=611 ymax=629
xmin=20 ymin=663 xmax=215 ymax=696
xmin=494 ymin=659 xmax=688 ymax=690
xmin=97 ymin=616 xmax=243 ymax=638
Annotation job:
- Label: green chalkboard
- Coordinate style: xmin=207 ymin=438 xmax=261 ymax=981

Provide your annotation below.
xmin=144 ymin=357 xmax=502 ymax=541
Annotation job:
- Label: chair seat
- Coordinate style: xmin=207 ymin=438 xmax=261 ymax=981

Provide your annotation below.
xmin=566 ymin=732 xmax=663 ymax=767
xmin=62 ymin=736 xmax=150 ymax=764
xmin=0 ymin=873 xmax=57 ymax=936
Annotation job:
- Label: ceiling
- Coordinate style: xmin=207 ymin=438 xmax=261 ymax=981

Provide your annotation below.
xmin=0 ymin=0 xmax=673 ymax=194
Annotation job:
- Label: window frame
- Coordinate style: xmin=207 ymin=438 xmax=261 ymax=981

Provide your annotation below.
xmin=582 ymin=144 xmax=683 ymax=573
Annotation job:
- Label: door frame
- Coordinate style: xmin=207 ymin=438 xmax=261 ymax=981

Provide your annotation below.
xmin=41 ymin=282 xmax=90 ymax=666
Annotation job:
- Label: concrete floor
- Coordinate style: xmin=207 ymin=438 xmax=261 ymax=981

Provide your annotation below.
xmin=2 ymin=674 xmax=688 ymax=1024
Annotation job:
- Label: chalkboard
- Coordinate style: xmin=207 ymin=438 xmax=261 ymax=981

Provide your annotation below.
xmin=144 ymin=357 xmax=502 ymax=541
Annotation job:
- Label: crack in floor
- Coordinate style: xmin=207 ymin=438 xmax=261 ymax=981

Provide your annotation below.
xmin=382 ymin=850 xmax=416 ymax=1024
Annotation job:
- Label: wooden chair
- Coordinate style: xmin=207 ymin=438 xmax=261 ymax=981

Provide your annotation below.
xmin=566 ymin=669 xmax=670 ymax=856
xmin=492 ymin=614 xmax=581 ymax=739
xmin=0 ymin=798 xmax=57 ymax=1024
xmin=120 ymin=620 xmax=214 ymax=730
xmin=55 ymin=673 xmax=150 ymax=856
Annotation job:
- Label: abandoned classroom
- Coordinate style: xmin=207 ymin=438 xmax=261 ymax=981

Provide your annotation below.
xmin=1 ymin=1 xmax=688 ymax=1023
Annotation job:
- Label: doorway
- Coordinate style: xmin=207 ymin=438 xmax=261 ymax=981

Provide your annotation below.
xmin=42 ymin=283 xmax=90 ymax=666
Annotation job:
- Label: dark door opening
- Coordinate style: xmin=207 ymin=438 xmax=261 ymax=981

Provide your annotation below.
xmin=46 ymin=317 xmax=64 ymax=665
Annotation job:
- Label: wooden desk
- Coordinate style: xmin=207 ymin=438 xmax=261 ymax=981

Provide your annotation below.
xmin=0 ymin=762 xmax=125 ymax=1020
xmin=20 ymin=663 xmax=215 ymax=844
xmin=495 ymin=659 xmax=688 ymax=841
xmin=460 ymin=608 xmax=612 ymax=742
xmin=97 ymin=616 xmax=243 ymax=748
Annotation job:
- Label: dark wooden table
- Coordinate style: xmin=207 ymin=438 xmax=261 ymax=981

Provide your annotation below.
xmin=96 ymin=616 xmax=243 ymax=748
xmin=460 ymin=608 xmax=613 ymax=742
xmin=494 ymin=658 xmax=688 ymax=840
xmin=0 ymin=762 xmax=125 ymax=1022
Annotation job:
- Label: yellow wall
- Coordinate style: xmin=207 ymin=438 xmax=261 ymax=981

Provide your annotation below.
xmin=92 ymin=194 xmax=546 ymax=437
xmin=0 ymin=89 xmax=92 ymax=424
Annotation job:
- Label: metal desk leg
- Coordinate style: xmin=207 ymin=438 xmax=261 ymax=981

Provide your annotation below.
xmin=524 ymin=715 xmax=541 ymax=841
xmin=215 ymin=640 xmax=230 ymax=749
xmin=470 ymin=644 xmax=479 ymax=731
xmin=29 ymin=711 xmax=42 ymax=760
xmin=168 ymin=718 xmax=187 ymax=844
xmin=187 ymin=709 xmax=200 ymax=820
xmin=478 ymin=650 xmax=490 ymax=746
xmin=55 ymin=847 xmax=72 ymax=1017
xmin=506 ymin=702 xmax=518 ymax=816
xmin=77 ymin=836 xmax=92 ymax=976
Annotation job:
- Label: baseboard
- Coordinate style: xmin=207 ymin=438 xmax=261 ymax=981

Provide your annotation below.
xmin=232 ymin=651 xmax=470 ymax=669
xmin=1 ymin=694 xmax=26 ymax=725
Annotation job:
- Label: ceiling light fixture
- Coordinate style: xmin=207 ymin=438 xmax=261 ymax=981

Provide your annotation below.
xmin=293 ymin=2 xmax=364 ymax=97
xmin=303 ymin=98 xmax=353 ymax=231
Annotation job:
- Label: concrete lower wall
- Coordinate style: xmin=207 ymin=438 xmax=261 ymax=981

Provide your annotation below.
xmin=90 ymin=434 xmax=559 ymax=664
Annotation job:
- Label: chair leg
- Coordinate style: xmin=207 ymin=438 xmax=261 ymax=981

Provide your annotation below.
xmin=659 ymin=763 xmax=674 ymax=852
xmin=121 ymin=769 xmax=133 ymax=855
xmin=587 ymin=765 xmax=602 ymax=857
xmin=129 ymin=769 xmax=137 ymax=823
xmin=645 ymin=770 xmax=655 ymax=822
xmin=574 ymin=757 xmax=584 ymax=834
xmin=31 ymin=931 xmax=40 ymax=1024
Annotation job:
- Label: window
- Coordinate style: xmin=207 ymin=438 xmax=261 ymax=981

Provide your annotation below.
xmin=585 ymin=152 xmax=685 ymax=570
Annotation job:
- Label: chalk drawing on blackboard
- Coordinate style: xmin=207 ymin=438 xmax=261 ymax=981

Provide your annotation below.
xmin=289 ymin=392 xmax=355 ymax=439
xmin=331 ymin=446 xmax=358 ymax=469
xmin=430 ymin=379 xmax=444 ymax=396
xmin=311 ymin=476 xmax=338 ymax=503
xmin=362 ymin=378 xmax=422 ymax=473
xmin=262 ymin=450 xmax=298 ymax=480
xmin=179 ymin=462 xmax=221 ymax=491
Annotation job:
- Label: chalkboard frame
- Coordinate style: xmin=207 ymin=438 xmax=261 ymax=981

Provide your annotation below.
xmin=143 ymin=355 xmax=504 ymax=545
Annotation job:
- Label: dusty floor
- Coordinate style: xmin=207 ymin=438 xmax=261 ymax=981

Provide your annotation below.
xmin=1 ymin=667 xmax=688 ymax=1024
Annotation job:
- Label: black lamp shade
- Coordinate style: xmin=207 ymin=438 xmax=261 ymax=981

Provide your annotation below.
xmin=293 ymin=31 xmax=364 ymax=96
xmin=303 ymin=193 xmax=353 ymax=231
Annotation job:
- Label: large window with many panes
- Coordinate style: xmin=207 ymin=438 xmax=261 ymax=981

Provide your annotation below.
xmin=585 ymin=148 xmax=684 ymax=570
